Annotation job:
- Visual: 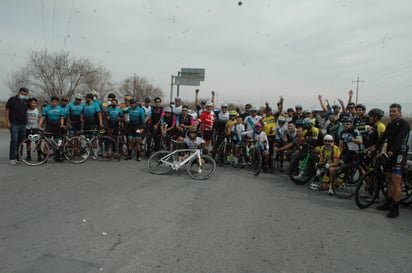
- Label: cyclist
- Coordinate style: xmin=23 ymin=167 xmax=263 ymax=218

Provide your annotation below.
xmin=302 ymin=117 xmax=320 ymax=147
xmin=194 ymin=101 xmax=215 ymax=152
xmin=82 ymin=93 xmax=104 ymax=157
xmin=172 ymin=97 xmax=183 ymax=116
xmin=310 ymin=134 xmax=341 ymax=193
xmin=274 ymin=125 xmax=305 ymax=159
xmin=124 ymin=99 xmax=145 ymax=161
xmin=91 ymin=90 xmax=103 ymax=111
xmin=184 ymin=128 xmax=205 ymax=149
xmin=212 ymin=103 xmax=230 ymax=158
xmin=242 ymin=122 xmax=270 ymax=168
xmin=60 ymin=95 xmax=70 ymax=126
xmin=67 ymin=94 xmax=84 ymax=135
xmin=148 ymin=97 xmax=164 ymax=152
xmin=244 ymin=106 xmax=262 ymax=132
xmin=176 ymin=105 xmax=195 ymax=138
xmin=106 ymin=98 xmax=124 ymax=159
xmin=364 ymin=108 xmax=386 ymax=149
xmin=195 ymin=89 xmax=214 ymax=116
xmin=273 ymin=115 xmax=287 ymax=170
xmin=38 ymin=96 xmax=65 ymax=161
xmin=292 ymin=105 xmax=304 ymax=124
xmin=160 ymin=107 xmax=177 ymax=150
xmin=230 ymin=114 xmax=245 ymax=167
xmin=25 ymin=98 xmax=40 ymax=161
xmin=325 ymin=112 xmax=342 ymax=145
xmin=370 ymin=103 xmax=410 ymax=218
xmin=262 ymin=107 xmax=277 ymax=165
xmin=240 ymin=103 xmax=252 ymax=120
xmin=339 ymin=116 xmax=363 ymax=164
xmin=353 ymin=103 xmax=369 ymax=141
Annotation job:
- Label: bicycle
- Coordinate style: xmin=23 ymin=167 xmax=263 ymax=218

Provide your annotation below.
xmin=215 ymin=136 xmax=234 ymax=167
xmin=64 ymin=129 xmax=120 ymax=163
xmin=355 ymin=152 xmax=412 ymax=209
xmin=243 ymin=139 xmax=263 ymax=176
xmin=18 ymin=128 xmax=70 ymax=166
xmin=331 ymin=153 xmax=371 ymax=198
xmin=147 ymin=142 xmax=216 ymax=180
xmin=288 ymin=142 xmax=318 ymax=185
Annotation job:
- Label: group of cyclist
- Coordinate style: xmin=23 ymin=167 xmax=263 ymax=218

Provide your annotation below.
xmin=5 ymin=87 xmax=410 ymax=218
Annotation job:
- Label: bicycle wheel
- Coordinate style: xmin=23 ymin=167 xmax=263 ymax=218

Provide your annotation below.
xmin=147 ymin=150 xmax=172 ymax=174
xmin=288 ymin=153 xmax=316 ymax=185
xmin=250 ymin=147 xmax=262 ymax=176
xmin=186 ymin=154 xmax=216 ymax=180
xmin=355 ymin=171 xmax=380 ymax=209
xmin=92 ymin=135 xmax=119 ymax=161
xmin=18 ymin=138 xmax=50 ymax=166
xmin=332 ymin=165 xmax=362 ymax=199
xmin=215 ymin=141 xmax=229 ymax=167
xmin=400 ymin=171 xmax=412 ymax=206
xmin=64 ymin=136 xmax=89 ymax=164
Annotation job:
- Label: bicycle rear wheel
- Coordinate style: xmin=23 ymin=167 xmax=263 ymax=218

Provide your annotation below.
xmin=64 ymin=136 xmax=89 ymax=164
xmin=147 ymin=150 xmax=172 ymax=174
xmin=18 ymin=138 xmax=50 ymax=166
xmin=355 ymin=171 xmax=380 ymax=209
xmin=250 ymin=147 xmax=262 ymax=176
xmin=91 ymin=135 xmax=119 ymax=161
xmin=187 ymin=155 xmax=216 ymax=180
xmin=332 ymin=165 xmax=361 ymax=199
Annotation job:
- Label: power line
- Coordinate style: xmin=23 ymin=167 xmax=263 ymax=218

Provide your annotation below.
xmin=40 ymin=0 xmax=47 ymax=47
xmin=64 ymin=0 xmax=76 ymax=49
xmin=352 ymin=77 xmax=364 ymax=104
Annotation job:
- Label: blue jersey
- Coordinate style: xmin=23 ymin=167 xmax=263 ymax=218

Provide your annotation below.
xmin=68 ymin=102 xmax=84 ymax=120
xmin=107 ymin=106 xmax=124 ymax=127
xmin=93 ymin=100 xmax=103 ymax=111
xmin=83 ymin=102 xmax=101 ymax=124
xmin=60 ymin=104 xmax=70 ymax=120
xmin=42 ymin=105 xmax=64 ymax=126
xmin=127 ymin=106 xmax=145 ymax=127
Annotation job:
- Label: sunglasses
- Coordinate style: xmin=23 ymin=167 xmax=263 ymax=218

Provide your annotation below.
xmin=324 ymin=140 xmax=334 ymax=143
xmin=343 ymin=122 xmax=352 ymax=126
xmin=61 ymin=99 xmax=68 ymax=102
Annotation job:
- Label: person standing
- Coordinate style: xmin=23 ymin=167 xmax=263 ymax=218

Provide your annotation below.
xmin=371 ymin=103 xmax=410 ymax=218
xmin=5 ymin=87 xmax=29 ymax=165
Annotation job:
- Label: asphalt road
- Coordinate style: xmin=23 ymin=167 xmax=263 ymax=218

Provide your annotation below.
xmin=1 ymin=130 xmax=412 ymax=273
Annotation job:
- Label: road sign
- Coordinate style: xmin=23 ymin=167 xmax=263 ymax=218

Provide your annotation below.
xmin=175 ymin=76 xmax=201 ymax=86
xmin=180 ymin=68 xmax=205 ymax=81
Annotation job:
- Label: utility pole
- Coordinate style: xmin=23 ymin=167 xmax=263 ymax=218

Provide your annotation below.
xmin=352 ymin=77 xmax=364 ymax=104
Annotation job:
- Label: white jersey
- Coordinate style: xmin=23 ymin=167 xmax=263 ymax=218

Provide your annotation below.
xmin=244 ymin=115 xmax=262 ymax=131
xmin=27 ymin=108 xmax=40 ymax=129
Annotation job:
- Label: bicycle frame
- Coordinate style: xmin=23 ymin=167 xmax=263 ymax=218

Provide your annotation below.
xmin=159 ymin=149 xmax=203 ymax=171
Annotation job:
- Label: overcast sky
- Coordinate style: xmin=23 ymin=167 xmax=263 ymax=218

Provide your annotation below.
xmin=1 ymin=0 xmax=412 ymax=114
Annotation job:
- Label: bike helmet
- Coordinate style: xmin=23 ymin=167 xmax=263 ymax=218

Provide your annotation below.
xmin=75 ymin=93 xmax=83 ymax=100
xmin=254 ymin=122 xmax=263 ymax=129
xmin=355 ymin=103 xmax=366 ymax=110
xmin=341 ymin=116 xmax=353 ymax=124
xmin=91 ymin=90 xmax=98 ymax=97
xmin=368 ymin=108 xmax=384 ymax=117
xmin=107 ymin=93 xmax=116 ymax=99
xmin=206 ymin=101 xmax=214 ymax=107
xmin=221 ymin=103 xmax=228 ymax=108
xmin=323 ymin=134 xmax=334 ymax=142
xmin=164 ymin=106 xmax=172 ymax=112
xmin=303 ymin=117 xmax=313 ymax=129
xmin=278 ymin=116 xmax=287 ymax=124
xmin=295 ymin=105 xmax=303 ymax=110
xmin=229 ymin=110 xmax=238 ymax=116
xmin=129 ymin=98 xmax=137 ymax=104
xmin=250 ymin=106 xmax=258 ymax=112
xmin=295 ymin=119 xmax=304 ymax=128
xmin=287 ymin=107 xmax=294 ymax=113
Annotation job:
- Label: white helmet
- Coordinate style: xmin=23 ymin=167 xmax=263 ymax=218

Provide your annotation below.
xmin=323 ymin=134 xmax=334 ymax=142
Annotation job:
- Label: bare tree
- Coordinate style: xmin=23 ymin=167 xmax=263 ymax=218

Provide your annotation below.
xmin=82 ymin=65 xmax=113 ymax=99
xmin=6 ymin=50 xmax=112 ymax=101
xmin=118 ymin=75 xmax=164 ymax=101
xmin=5 ymin=67 xmax=31 ymax=96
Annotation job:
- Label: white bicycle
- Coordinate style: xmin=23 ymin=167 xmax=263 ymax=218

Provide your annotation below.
xmin=147 ymin=146 xmax=216 ymax=180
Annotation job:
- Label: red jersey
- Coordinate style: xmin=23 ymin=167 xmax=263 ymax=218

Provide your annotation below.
xmin=198 ymin=111 xmax=215 ymax=132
